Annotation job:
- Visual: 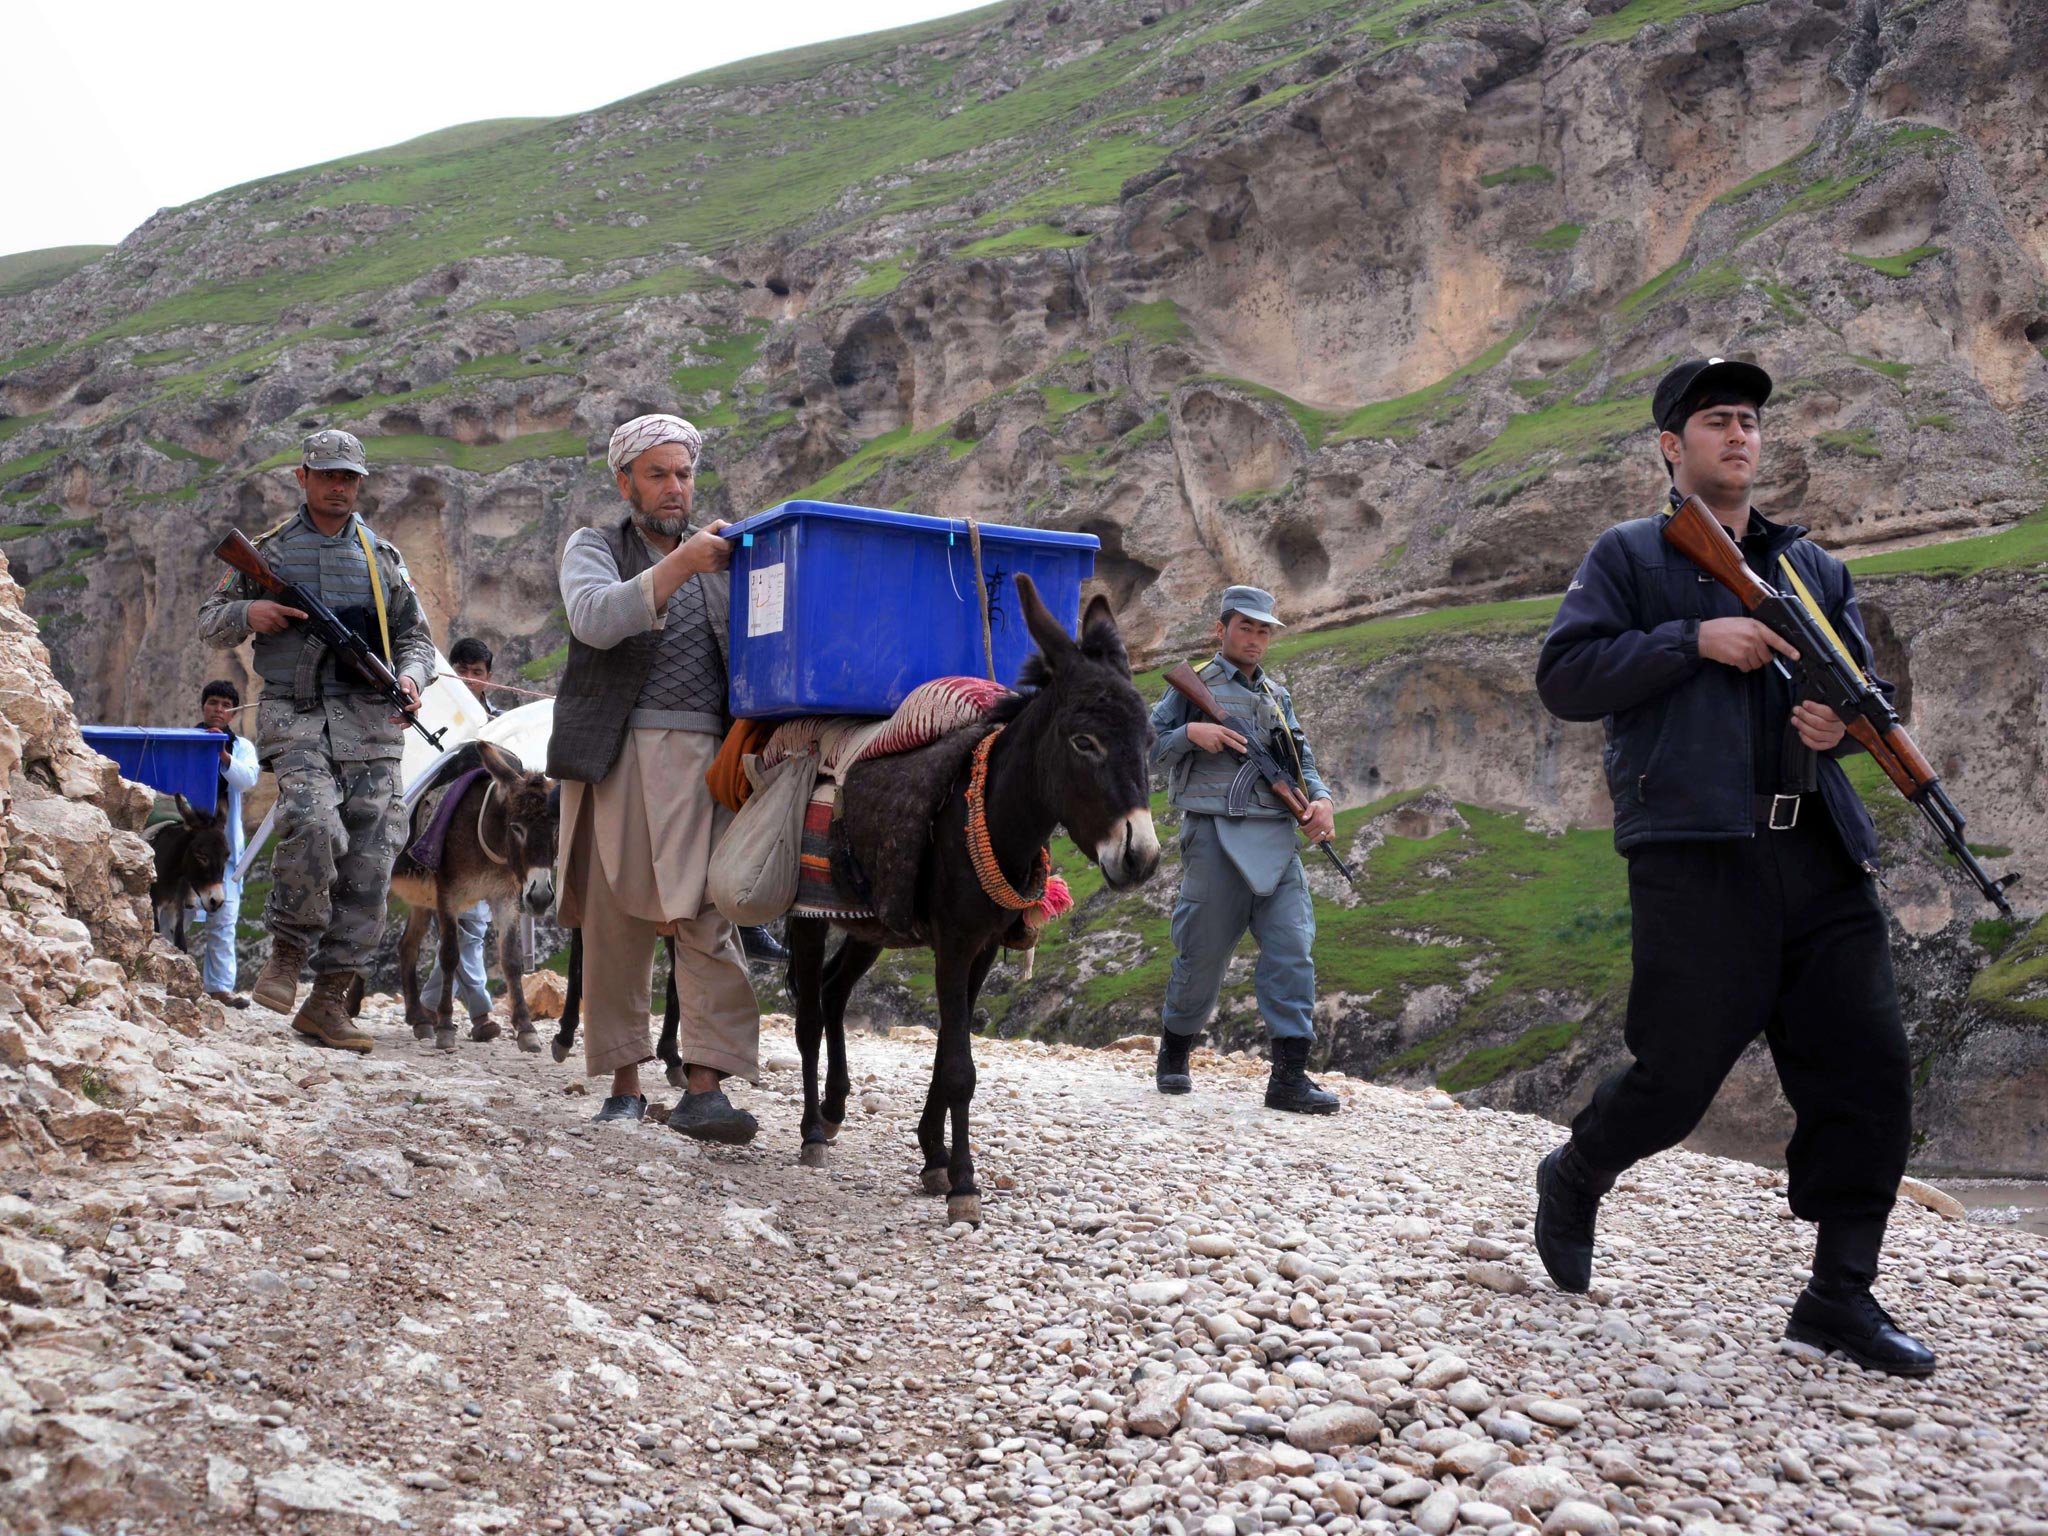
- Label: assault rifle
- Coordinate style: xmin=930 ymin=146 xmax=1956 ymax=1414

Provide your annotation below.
xmin=1662 ymin=494 xmax=2016 ymax=916
xmin=213 ymin=529 xmax=445 ymax=751
xmin=1163 ymin=662 xmax=1355 ymax=885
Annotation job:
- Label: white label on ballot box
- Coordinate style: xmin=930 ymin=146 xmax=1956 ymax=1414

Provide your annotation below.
xmin=748 ymin=562 xmax=786 ymax=637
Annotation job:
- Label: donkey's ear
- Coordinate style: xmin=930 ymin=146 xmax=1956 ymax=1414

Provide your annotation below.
xmin=1078 ymin=593 xmax=1129 ymax=674
xmin=174 ymin=793 xmax=197 ymax=823
xmin=1014 ymin=573 xmax=1077 ymax=669
xmin=476 ymin=740 xmax=526 ymax=783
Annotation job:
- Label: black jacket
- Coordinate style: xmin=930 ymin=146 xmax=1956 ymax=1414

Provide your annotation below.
xmin=1536 ymin=506 xmax=1888 ymax=867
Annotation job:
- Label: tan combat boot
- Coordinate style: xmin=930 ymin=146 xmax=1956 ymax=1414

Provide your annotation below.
xmin=251 ymin=938 xmax=307 ymax=1014
xmin=292 ymin=972 xmax=374 ymax=1053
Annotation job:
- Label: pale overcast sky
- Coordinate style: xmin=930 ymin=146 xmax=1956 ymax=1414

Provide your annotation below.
xmin=4 ymin=0 xmax=975 ymax=257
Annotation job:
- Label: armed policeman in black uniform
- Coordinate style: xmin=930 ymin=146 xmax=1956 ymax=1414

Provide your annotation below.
xmin=1532 ymin=358 xmax=1933 ymax=1376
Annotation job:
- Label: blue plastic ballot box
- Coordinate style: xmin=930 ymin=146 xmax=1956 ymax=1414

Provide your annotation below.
xmin=80 ymin=727 xmax=231 ymax=815
xmin=722 ymin=501 xmax=1099 ymax=719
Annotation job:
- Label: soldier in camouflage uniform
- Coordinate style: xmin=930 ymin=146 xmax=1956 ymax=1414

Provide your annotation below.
xmin=198 ymin=429 xmax=436 ymax=1052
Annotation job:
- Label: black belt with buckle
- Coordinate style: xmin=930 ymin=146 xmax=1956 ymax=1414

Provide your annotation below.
xmin=1754 ymin=793 xmax=1804 ymax=830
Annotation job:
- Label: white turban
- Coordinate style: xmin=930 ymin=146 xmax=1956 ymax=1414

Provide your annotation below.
xmin=607 ymin=413 xmax=703 ymax=475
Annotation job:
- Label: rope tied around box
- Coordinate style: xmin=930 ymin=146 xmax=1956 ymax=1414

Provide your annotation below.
xmin=965 ymin=518 xmax=995 ymax=684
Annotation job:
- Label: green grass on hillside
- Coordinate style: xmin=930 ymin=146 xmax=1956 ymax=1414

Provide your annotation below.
xmin=1479 ymin=164 xmax=1554 ymax=188
xmin=669 ymin=327 xmax=766 ymax=405
xmin=959 ymin=224 xmax=1092 ymax=259
xmin=1848 ymin=506 xmax=2048 ymax=578
xmin=0 ymin=245 xmax=113 ymax=298
xmin=253 ymin=430 xmax=588 ymax=475
xmin=846 ymin=254 xmax=914 ymax=302
xmin=1530 ymin=223 xmax=1584 ymax=252
xmin=1133 ymin=596 xmax=1560 ymax=697
xmin=1968 ymin=913 xmax=2048 ymax=1025
xmin=1845 ymin=244 xmax=1942 ymax=279
xmin=988 ymin=788 xmax=1631 ymax=1091
xmin=1112 ymin=300 xmax=1193 ymax=349
xmin=52 ymin=0 xmax=1501 ymax=347
xmin=785 ymin=419 xmax=977 ymax=504
xmin=1459 ymin=396 xmax=1649 ymax=478
xmin=1570 ymin=0 xmax=1767 ymax=46
xmin=1815 ymin=427 xmax=1882 ymax=460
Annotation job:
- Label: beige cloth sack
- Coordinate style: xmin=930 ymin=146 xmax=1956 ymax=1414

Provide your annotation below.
xmin=707 ymin=750 xmax=818 ymax=926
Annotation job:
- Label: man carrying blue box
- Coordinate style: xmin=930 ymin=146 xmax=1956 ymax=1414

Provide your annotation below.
xmin=1149 ymin=585 xmax=1342 ymax=1114
xmin=549 ymin=414 xmax=762 ymax=1138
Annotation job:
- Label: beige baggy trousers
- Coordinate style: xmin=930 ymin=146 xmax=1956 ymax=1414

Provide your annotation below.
xmin=556 ymin=728 xmax=759 ymax=1082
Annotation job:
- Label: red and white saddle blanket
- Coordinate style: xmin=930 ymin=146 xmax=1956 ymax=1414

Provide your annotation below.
xmin=775 ymin=677 xmax=1071 ymax=929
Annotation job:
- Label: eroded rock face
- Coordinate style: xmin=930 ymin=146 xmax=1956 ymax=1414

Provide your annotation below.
xmin=0 ymin=552 xmax=222 ymax=1168
xmin=0 ymin=0 xmax=2041 ymax=726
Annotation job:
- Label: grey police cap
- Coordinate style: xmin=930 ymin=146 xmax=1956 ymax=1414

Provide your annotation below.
xmin=301 ymin=428 xmax=367 ymax=474
xmin=1219 ymin=584 xmax=1285 ymax=628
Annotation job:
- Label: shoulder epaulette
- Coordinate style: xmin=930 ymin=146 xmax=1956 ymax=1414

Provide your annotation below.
xmin=1197 ymin=657 xmax=1228 ymax=681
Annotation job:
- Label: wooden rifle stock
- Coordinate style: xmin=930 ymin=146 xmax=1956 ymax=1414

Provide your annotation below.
xmin=1661 ymin=495 xmax=1773 ymax=609
xmin=215 ymin=529 xmax=288 ymax=594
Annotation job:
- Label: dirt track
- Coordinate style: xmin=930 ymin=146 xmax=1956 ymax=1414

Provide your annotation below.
xmin=5 ymin=999 xmax=2045 ymax=1535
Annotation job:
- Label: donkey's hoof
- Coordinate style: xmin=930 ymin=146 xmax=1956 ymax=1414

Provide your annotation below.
xmin=798 ymin=1141 xmax=830 ymax=1169
xmin=517 ymin=1030 xmax=543 ymax=1054
xmin=664 ymin=1061 xmax=687 ymax=1090
xmin=946 ymin=1193 xmax=983 ymax=1228
xmin=549 ymin=1038 xmax=570 ymax=1063
xmin=920 ymin=1166 xmax=950 ymax=1197
xmin=434 ymin=1027 xmax=458 ymax=1053
xmin=409 ymin=1018 xmax=433 ymax=1042
xmin=819 ymin=1119 xmax=842 ymax=1143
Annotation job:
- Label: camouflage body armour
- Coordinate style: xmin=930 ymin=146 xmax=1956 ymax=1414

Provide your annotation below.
xmin=199 ymin=508 xmax=435 ymax=974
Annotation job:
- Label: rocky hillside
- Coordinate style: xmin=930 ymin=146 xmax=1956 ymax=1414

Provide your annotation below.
xmin=2 ymin=0 xmax=2045 ymax=1162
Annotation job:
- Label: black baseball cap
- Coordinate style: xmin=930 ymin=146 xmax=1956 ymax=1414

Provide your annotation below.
xmin=1652 ymin=356 xmax=1773 ymax=432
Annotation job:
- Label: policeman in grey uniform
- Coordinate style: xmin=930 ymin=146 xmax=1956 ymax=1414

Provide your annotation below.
xmin=199 ymin=429 xmax=436 ymax=1052
xmin=1149 ymin=586 xmax=1340 ymax=1114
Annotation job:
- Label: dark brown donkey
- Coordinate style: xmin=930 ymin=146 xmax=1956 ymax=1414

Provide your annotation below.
xmin=390 ymin=741 xmax=559 ymax=1053
xmin=787 ymin=575 xmax=1161 ymax=1226
xmin=146 ymin=795 xmax=231 ymax=949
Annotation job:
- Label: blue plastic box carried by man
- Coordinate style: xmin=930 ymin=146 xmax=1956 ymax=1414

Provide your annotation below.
xmin=721 ymin=501 xmax=1099 ymax=718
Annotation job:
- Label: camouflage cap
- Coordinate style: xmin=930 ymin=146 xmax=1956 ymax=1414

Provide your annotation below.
xmin=301 ymin=428 xmax=367 ymax=475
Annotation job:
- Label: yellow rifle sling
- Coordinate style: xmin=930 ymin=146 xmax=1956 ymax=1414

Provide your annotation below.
xmin=353 ymin=521 xmax=393 ymax=665
xmin=1779 ymin=557 xmax=1865 ymax=684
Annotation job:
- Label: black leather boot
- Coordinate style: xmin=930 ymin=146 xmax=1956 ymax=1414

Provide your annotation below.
xmin=1156 ymin=1031 xmax=1196 ymax=1095
xmin=1264 ymin=1037 xmax=1339 ymax=1114
xmin=1785 ymin=1217 xmax=1936 ymax=1377
xmin=1534 ymin=1142 xmax=1617 ymax=1294
xmin=740 ymin=926 xmax=790 ymax=965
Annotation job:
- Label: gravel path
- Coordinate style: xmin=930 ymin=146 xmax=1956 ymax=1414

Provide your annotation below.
xmin=4 ymin=1000 xmax=2044 ymax=1535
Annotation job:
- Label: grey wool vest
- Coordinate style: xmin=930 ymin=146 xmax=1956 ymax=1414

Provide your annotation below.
xmin=548 ymin=518 xmax=731 ymax=784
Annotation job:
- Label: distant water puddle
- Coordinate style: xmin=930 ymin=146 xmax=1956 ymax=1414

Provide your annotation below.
xmin=1944 ymin=1180 xmax=2048 ymax=1238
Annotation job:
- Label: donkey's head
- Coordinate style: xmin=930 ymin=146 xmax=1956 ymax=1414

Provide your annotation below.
xmin=1013 ymin=574 xmax=1161 ymax=890
xmin=477 ymin=741 xmax=559 ymax=915
xmin=172 ymin=794 xmax=230 ymax=911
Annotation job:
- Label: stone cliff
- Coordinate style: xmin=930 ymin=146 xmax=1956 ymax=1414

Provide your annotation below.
xmin=1 ymin=0 xmax=2045 ymax=1164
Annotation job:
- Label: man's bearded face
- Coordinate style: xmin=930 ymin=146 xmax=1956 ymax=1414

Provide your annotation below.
xmin=619 ymin=444 xmax=695 ymax=539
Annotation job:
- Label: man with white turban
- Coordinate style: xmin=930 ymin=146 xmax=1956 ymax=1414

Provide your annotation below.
xmin=547 ymin=414 xmax=762 ymax=1136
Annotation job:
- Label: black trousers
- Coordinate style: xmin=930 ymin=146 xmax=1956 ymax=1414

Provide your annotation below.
xmin=1572 ymin=813 xmax=1911 ymax=1225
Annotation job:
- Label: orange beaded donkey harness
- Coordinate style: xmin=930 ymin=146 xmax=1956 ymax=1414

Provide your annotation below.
xmin=965 ymin=728 xmax=1052 ymax=915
